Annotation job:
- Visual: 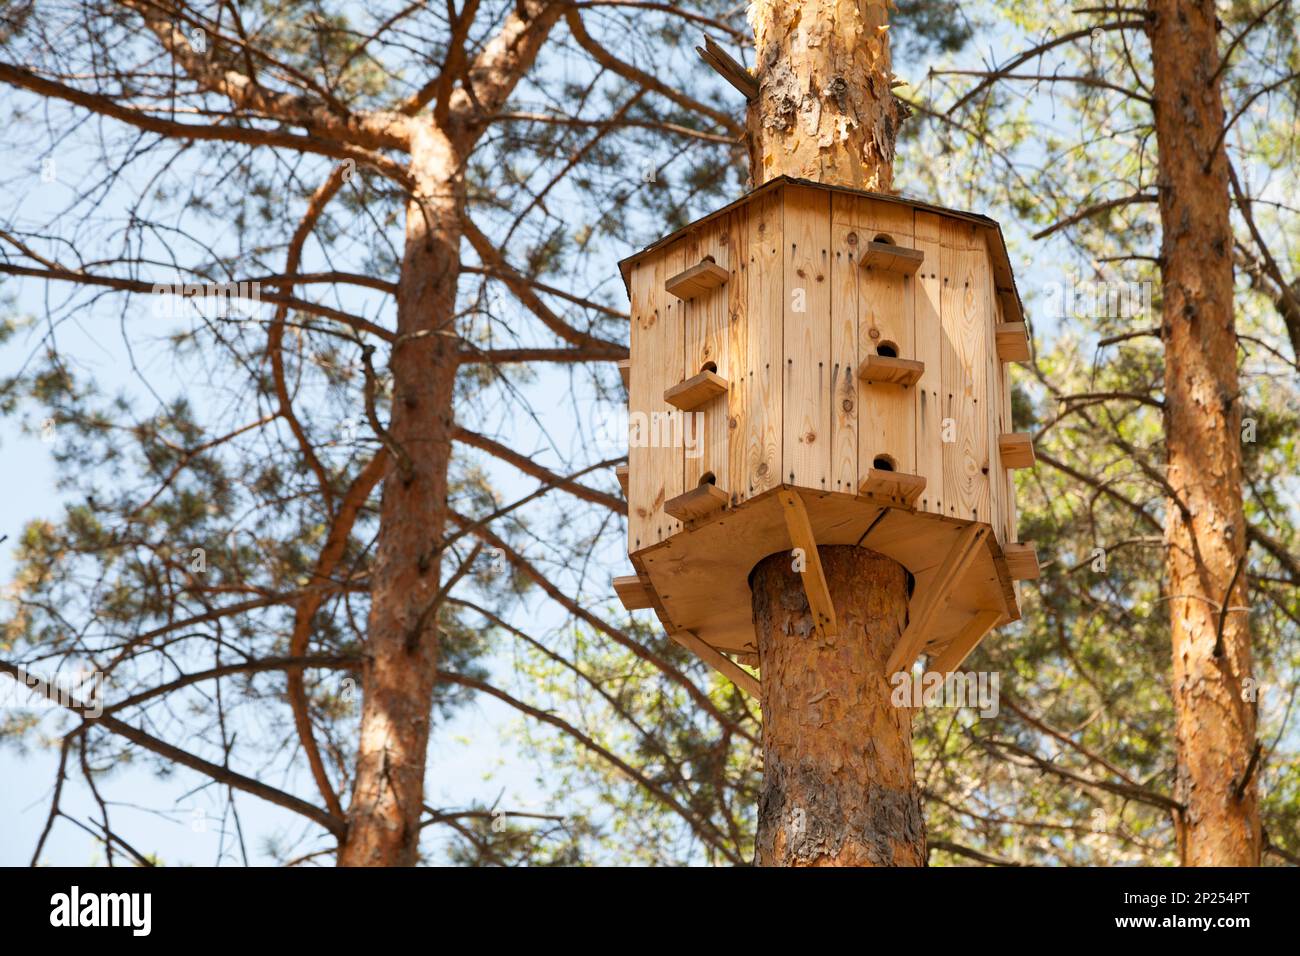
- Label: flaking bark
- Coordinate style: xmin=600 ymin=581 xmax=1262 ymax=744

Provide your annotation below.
xmin=1149 ymin=0 xmax=1260 ymax=866
xmin=752 ymin=547 xmax=924 ymax=866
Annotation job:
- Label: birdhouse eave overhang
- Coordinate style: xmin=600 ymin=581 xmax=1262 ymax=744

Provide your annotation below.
xmin=616 ymin=175 xmax=1026 ymax=324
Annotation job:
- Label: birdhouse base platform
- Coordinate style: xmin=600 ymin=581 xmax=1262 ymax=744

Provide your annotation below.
xmin=626 ymin=487 xmax=1022 ymax=675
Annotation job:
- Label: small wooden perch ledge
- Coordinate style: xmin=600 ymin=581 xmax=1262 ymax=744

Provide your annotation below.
xmin=665 ymin=259 xmax=728 ymax=300
xmin=859 ymin=469 xmax=926 ymax=508
xmin=995 ymin=322 xmax=1031 ymax=363
xmin=613 ymin=575 xmax=653 ymax=611
xmin=860 ymin=354 xmax=924 ymax=386
xmin=859 ymin=240 xmax=924 ymax=274
xmin=999 ymin=432 xmax=1036 ymax=470
xmin=664 ymin=369 xmax=728 ymax=410
xmin=664 ymin=482 xmax=729 ymax=522
xmin=1003 ymin=542 xmax=1040 ymax=580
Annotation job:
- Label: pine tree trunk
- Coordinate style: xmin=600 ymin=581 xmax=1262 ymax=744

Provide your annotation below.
xmin=1149 ymin=0 xmax=1260 ymax=865
xmin=338 ymin=125 xmax=463 ymax=866
xmin=747 ymin=0 xmax=903 ymax=189
xmin=747 ymin=1 xmax=920 ymax=866
xmin=753 ymin=547 xmax=925 ymax=866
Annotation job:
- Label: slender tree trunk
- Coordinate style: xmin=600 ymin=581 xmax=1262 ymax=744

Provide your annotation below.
xmin=753 ymin=548 xmax=924 ymax=865
xmin=747 ymin=0 xmax=904 ymax=189
xmin=338 ymin=123 xmax=463 ymax=866
xmin=747 ymin=1 xmax=921 ymax=866
xmin=1149 ymin=0 xmax=1260 ymax=865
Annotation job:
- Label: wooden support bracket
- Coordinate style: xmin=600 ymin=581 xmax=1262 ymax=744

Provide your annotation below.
xmin=886 ymin=524 xmax=988 ymax=675
xmin=664 ymin=482 xmax=729 ymax=522
xmin=617 ymin=359 xmax=631 ymax=391
xmin=859 ymin=240 xmax=924 ymax=274
xmin=998 ymin=432 xmax=1036 ymax=469
xmin=669 ymin=628 xmax=761 ymax=698
xmin=615 ymin=464 xmax=628 ymax=497
xmin=778 ymin=488 xmax=838 ymax=639
xmin=930 ymin=609 xmax=1003 ymax=674
xmin=1003 ymin=542 xmax=1040 ymax=580
xmin=995 ymin=322 xmax=1031 ymax=363
xmin=859 ymin=468 xmax=927 ymax=509
xmin=859 ymin=354 xmax=925 ymax=386
xmin=665 ymin=259 xmax=728 ymax=300
xmin=664 ymin=369 xmax=728 ymax=410
xmin=613 ymin=574 xmax=653 ymax=611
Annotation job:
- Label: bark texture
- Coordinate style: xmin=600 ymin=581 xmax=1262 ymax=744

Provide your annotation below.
xmin=338 ymin=125 xmax=463 ymax=867
xmin=747 ymin=0 xmax=919 ymax=867
xmin=747 ymin=0 xmax=904 ymax=189
xmin=337 ymin=0 xmax=565 ymax=865
xmin=1149 ymin=0 xmax=1260 ymax=865
xmin=753 ymin=547 xmax=924 ymax=866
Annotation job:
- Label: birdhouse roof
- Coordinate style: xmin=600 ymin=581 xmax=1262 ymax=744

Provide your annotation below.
xmin=617 ymin=175 xmax=1026 ymax=323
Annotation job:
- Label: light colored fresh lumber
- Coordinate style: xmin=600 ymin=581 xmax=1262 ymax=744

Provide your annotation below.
xmin=665 ymin=259 xmax=729 ymax=300
xmin=995 ymin=322 xmax=1031 ymax=363
xmin=777 ymin=488 xmax=838 ymax=638
xmin=664 ymin=369 xmax=729 ymax=411
xmin=615 ymin=464 xmax=628 ymax=496
xmin=930 ymin=609 xmax=1003 ymax=674
xmin=613 ymin=575 xmax=653 ymax=611
xmin=998 ymin=432 xmax=1036 ymax=469
xmin=669 ymin=628 xmax=761 ymax=698
xmin=859 ymin=354 xmax=924 ymax=386
xmin=617 ymin=359 xmax=631 ymax=391
xmin=663 ymin=482 xmax=729 ymax=522
xmin=886 ymin=523 xmax=988 ymax=675
xmin=1004 ymin=542 xmax=1040 ymax=580
xmin=858 ymin=240 xmax=923 ymax=273
xmin=858 ymin=468 xmax=926 ymax=508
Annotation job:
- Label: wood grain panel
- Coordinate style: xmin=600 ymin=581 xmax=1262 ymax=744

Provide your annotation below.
xmin=940 ymin=225 xmax=992 ymax=523
xmin=782 ymin=185 xmax=831 ymax=489
xmin=857 ymin=199 xmax=916 ymax=483
xmin=913 ymin=211 xmax=946 ymax=516
xmin=727 ymin=209 xmax=750 ymax=504
xmin=684 ymin=219 xmax=731 ymax=490
xmin=829 ymin=194 xmax=859 ymax=495
xmin=745 ymin=187 xmax=784 ymax=499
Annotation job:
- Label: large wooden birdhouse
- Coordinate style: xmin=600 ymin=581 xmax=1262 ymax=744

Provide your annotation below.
xmin=613 ymin=177 xmax=1036 ymax=687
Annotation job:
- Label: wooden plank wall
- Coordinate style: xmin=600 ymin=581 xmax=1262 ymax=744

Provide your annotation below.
xmin=913 ymin=211 xmax=946 ymax=516
xmin=829 ymin=195 xmax=859 ymax=494
xmin=627 ymin=187 xmax=1016 ymax=559
xmin=726 ymin=208 xmax=750 ymax=506
xmin=683 ymin=217 xmax=732 ymax=491
xmin=742 ymin=187 xmax=784 ymax=502
xmin=628 ymin=241 xmax=684 ymax=551
xmin=783 ymin=185 xmax=832 ymax=489
xmin=940 ymin=218 xmax=992 ymax=524
xmin=856 ymin=198 xmax=917 ymax=482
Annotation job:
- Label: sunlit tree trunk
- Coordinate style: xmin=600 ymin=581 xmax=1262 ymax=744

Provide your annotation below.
xmin=338 ymin=125 xmax=463 ymax=866
xmin=747 ymin=0 xmax=922 ymax=867
xmin=1149 ymin=0 xmax=1260 ymax=866
xmin=747 ymin=0 xmax=903 ymax=189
